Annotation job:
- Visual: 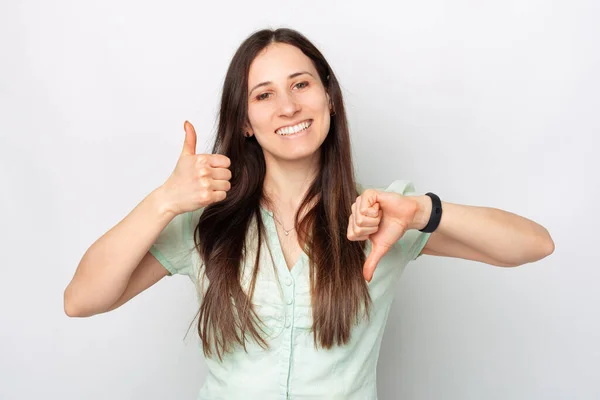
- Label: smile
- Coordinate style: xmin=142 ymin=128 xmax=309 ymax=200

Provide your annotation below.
xmin=275 ymin=120 xmax=313 ymax=136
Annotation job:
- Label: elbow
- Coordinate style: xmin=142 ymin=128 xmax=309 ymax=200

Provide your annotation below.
xmin=509 ymin=235 xmax=555 ymax=268
xmin=533 ymin=232 xmax=555 ymax=263
xmin=64 ymin=305 xmax=80 ymax=318
xmin=64 ymin=285 xmax=110 ymax=318
xmin=63 ymin=286 xmax=80 ymax=317
xmin=63 ymin=285 xmax=92 ymax=318
xmin=545 ymin=236 xmax=555 ymax=257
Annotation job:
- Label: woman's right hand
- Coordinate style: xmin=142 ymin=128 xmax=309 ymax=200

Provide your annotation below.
xmin=161 ymin=121 xmax=232 ymax=216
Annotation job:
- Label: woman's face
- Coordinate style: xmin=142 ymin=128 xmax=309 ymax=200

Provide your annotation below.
xmin=246 ymin=43 xmax=331 ymax=162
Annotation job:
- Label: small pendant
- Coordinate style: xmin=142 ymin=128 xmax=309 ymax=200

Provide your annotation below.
xmin=285 ymin=231 xmax=289 ymax=236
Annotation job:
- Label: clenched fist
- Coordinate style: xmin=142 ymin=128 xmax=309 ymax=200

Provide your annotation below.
xmin=347 ymin=189 xmax=419 ymax=282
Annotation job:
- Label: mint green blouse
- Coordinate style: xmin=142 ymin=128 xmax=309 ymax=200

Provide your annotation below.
xmin=149 ymin=180 xmax=431 ymax=400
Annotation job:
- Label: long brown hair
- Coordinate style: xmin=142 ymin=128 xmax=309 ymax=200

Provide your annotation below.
xmin=193 ymin=28 xmax=370 ymax=360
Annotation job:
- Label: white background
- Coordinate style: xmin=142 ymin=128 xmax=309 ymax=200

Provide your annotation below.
xmin=1 ymin=0 xmax=598 ymax=399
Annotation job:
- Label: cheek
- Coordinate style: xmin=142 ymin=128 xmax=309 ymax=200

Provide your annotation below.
xmin=321 ymin=114 xmax=331 ymax=137
xmin=247 ymin=107 xmax=270 ymax=131
xmin=310 ymin=92 xmax=329 ymax=112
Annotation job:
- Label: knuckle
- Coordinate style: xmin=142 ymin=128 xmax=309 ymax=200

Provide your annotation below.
xmin=363 ymin=189 xmax=376 ymax=196
xmin=355 ymin=214 xmax=363 ymax=225
xmin=198 ymin=167 xmax=211 ymax=177
xmin=198 ymin=191 xmax=210 ymax=202
xmin=196 ymin=155 xmax=209 ymax=165
xmin=198 ymin=177 xmax=211 ymax=188
xmin=347 ymin=227 xmax=354 ymax=240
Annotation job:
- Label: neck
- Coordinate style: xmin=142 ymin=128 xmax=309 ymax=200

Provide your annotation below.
xmin=262 ymin=152 xmax=320 ymax=216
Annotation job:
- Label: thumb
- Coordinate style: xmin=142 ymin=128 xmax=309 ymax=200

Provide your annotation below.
xmin=363 ymin=243 xmax=389 ymax=282
xmin=182 ymin=120 xmax=197 ymax=155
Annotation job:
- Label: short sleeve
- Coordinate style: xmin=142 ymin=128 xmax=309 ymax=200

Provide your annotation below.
xmin=149 ymin=211 xmax=198 ymax=277
xmin=383 ymin=180 xmax=432 ymax=262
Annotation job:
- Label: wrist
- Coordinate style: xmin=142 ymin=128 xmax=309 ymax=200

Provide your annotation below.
xmin=409 ymin=195 xmax=432 ymax=231
xmin=151 ymin=185 xmax=178 ymax=220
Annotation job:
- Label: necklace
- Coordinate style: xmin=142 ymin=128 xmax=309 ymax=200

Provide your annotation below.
xmin=272 ymin=213 xmax=295 ymax=236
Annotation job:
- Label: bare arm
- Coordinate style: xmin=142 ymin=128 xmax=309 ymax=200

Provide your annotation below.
xmin=105 ymin=250 xmax=170 ymax=313
xmin=64 ymin=186 xmax=175 ymax=317
xmin=64 ymin=121 xmax=231 ymax=317
xmin=412 ymin=198 xmax=555 ymax=266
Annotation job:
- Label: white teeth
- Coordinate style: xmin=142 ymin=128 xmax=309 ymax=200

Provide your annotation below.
xmin=276 ymin=120 xmax=312 ymax=135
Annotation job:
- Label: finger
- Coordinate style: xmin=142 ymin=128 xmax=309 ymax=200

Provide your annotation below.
xmin=211 ymin=190 xmax=227 ymax=203
xmin=363 ymin=244 xmax=389 ymax=282
xmin=353 ymin=201 xmax=381 ymax=228
xmin=347 ymin=215 xmax=356 ymax=240
xmin=355 ymin=224 xmax=379 ymax=238
xmin=360 ymin=194 xmax=380 ymax=218
xmin=348 ymin=214 xmax=373 ymax=241
xmin=182 ymin=121 xmax=197 ymax=155
xmin=211 ymin=167 xmax=232 ymax=181
xmin=209 ymin=154 xmax=231 ymax=168
xmin=370 ymin=202 xmax=380 ymax=217
xmin=354 ymin=196 xmax=361 ymax=225
xmin=210 ymin=179 xmax=232 ymax=192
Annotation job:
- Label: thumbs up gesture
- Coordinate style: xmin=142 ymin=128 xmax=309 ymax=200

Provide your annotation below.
xmin=347 ymin=189 xmax=419 ymax=282
xmin=161 ymin=121 xmax=232 ymax=216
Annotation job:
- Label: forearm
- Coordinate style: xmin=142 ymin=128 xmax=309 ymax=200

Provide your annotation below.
xmin=64 ymin=186 xmax=176 ymax=316
xmin=410 ymin=197 xmax=555 ymax=265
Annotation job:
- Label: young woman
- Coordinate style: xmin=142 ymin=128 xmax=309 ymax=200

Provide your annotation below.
xmin=64 ymin=28 xmax=555 ymax=399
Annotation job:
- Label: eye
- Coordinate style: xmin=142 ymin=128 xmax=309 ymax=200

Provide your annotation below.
xmin=256 ymin=92 xmax=272 ymax=101
xmin=255 ymin=81 xmax=309 ymax=101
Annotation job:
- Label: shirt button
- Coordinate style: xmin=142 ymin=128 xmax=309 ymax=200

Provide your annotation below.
xmin=285 ymin=277 xmax=292 ymax=286
xmin=286 ymin=297 xmax=293 ymax=305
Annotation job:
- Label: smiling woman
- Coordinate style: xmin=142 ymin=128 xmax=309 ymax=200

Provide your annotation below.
xmin=192 ymin=28 xmax=375 ymax=371
xmin=64 ymin=26 xmax=554 ymax=400
xmin=245 ymin=43 xmax=333 ymax=160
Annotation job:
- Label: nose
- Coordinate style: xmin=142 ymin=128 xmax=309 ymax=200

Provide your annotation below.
xmin=276 ymin=90 xmax=301 ymax=117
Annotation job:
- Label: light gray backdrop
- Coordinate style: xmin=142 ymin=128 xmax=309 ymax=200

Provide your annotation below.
xmin=1 ymin=0 xmax=598 ymax=399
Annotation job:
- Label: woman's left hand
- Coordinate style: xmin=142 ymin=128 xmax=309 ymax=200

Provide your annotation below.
xmin=347 ymin=189 xmax=420 ymax=282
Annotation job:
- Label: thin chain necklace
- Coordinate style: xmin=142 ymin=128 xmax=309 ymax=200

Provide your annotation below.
xmin=271 ymin=212 xmax=296 ymax=236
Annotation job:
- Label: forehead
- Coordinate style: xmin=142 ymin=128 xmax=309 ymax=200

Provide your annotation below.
xmin=248 ymin=43 xmax=318 ymax=85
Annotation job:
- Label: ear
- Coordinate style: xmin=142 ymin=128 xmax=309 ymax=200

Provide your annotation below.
xmin=243 ymin=123 xmax=254 ymax=138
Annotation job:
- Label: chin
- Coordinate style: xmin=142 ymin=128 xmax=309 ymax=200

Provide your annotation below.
xmin=280 ymin=148 xmax=321 ymax=162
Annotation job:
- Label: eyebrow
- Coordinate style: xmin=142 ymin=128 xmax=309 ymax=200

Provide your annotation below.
xmin=249 ymin=71 xmax=314 ymax=96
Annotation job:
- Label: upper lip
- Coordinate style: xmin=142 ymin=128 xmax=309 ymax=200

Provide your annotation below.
xmin=275 ymin=119 xmax=312 ymax=132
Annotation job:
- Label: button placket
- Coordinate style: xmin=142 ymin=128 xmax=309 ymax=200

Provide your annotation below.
xmin=261 ymin=206 xmax=305 ymax=398
xmin=283 ymin=274 xmax=295 ymax=329
xmin=282 ymin=273 xmax=296 ymax=399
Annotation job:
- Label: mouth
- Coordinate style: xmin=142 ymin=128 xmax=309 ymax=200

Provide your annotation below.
xmin=275 ymin=119 xmax=313 ymax=136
